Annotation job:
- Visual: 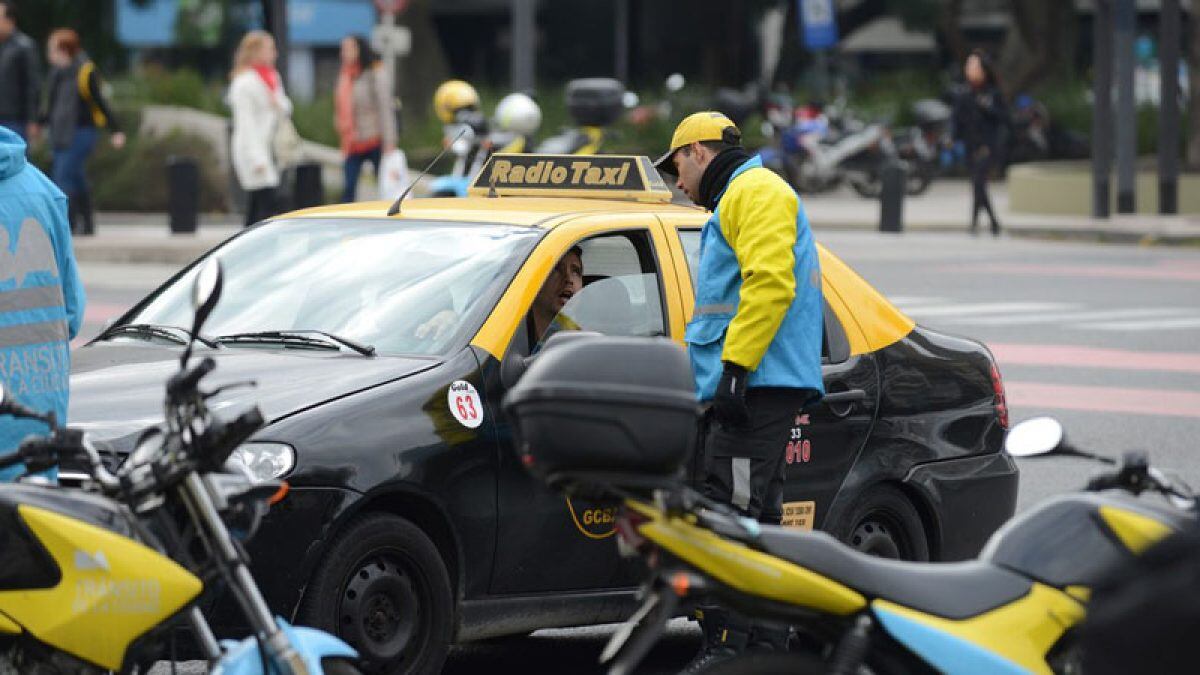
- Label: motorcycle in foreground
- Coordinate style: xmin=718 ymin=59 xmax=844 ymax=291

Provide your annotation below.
xmin=502 ymin=335 xmax=1194 ymax=674
xmin=0 ymin=259 xmax=359 ymax=674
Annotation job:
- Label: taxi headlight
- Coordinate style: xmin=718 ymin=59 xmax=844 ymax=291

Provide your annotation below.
xmin=230 ymin=442 xmax=295 ymax=482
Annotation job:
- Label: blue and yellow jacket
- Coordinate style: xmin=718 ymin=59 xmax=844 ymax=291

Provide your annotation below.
xmin=0 ymin=126 xmax=85 ymax=480
xmin=684 ymin=155 xmax=824 ymax=401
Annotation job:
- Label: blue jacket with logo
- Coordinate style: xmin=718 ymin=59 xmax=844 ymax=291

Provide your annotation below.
xmin=0 ymin=126 xmax=85 ymax=480
xmin=683 ymin=155 xmax=824 ymax=401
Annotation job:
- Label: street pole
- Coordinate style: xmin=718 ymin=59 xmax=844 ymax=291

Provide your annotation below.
xmin=512 ymin=0 xmax=535 ymax=93
xmin=1092 ymin=0 xmax=1113 ymax=218
xmin=615 ymin=0 xmax=629 ymax=84
xmin=1158 ymin=0 xmax=1181 ymax=215
xmin=263 ymin=0 xmax=288 ymax=86
xmin=1114 ymin=0 xmax=1136 ymax=214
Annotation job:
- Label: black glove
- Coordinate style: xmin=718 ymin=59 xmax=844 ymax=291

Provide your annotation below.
xmin=713 ymin=362 xmax=750 ymax=429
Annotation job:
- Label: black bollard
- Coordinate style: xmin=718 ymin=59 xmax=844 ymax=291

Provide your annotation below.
xmin=293 ymin=162 xmax=323 ymax=209
xmin=167 ymin=156 xmax=199 ymax=234
xmin=879 ymin=159 xmax=906 ymax=233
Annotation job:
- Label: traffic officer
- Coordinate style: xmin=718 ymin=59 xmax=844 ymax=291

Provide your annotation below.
xmin=655 ymin=111 xmax=824 ymax=670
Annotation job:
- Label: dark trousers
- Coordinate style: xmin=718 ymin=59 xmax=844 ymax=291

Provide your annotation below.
xmin=969 ymin=147 xmax=1000 ymax=234
xmin=692 ymin=388 xmax=817 ymax=654
xmin=244 ymin=187 xmax=278 ymax=228
xmin=341 ymin=145 xmax=382 ymax=203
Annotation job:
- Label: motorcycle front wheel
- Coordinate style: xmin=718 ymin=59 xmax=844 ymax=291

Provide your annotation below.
xmin=697 ymin=652 xmax=826 ymax=674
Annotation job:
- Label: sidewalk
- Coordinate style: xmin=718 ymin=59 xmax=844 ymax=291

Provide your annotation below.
xmin=75 ymin=179 xmax=1200 ymax=266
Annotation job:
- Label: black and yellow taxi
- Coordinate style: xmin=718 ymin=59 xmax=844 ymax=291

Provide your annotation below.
xmin=68 ymin=154 xmax=1017 ymax=674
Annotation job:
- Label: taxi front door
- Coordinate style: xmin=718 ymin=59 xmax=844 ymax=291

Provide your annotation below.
xmin=486 ymin=221 xmax=685 ymax=595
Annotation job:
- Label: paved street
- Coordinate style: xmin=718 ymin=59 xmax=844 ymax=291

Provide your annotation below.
xmin=90 ymin=230 xmax=1200 ymax=674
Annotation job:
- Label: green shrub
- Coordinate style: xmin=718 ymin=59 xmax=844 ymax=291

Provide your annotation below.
xmin=87 ymin=128 xmax=227 ymax=212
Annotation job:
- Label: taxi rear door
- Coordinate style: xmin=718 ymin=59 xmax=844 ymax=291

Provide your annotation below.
xmin=659 ymin=218 xmax=881 ymax=532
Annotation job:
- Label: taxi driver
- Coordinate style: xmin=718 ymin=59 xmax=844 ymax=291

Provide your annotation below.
xmin=528 ymin=246 xmax=583 ymax=342
xmin=415 ymin=246 xmax=584 ymax=346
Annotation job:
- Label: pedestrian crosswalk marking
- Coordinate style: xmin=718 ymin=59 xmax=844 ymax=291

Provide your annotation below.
xmin=902 ymin=302 xmax=1075 ymax=318
xmin=956 ymin=307 xmax=1184 ymax=327
xmin=889 ymin=298 xmax=1200 ymax=333
xmin=1080 ymin=317 xmax=1200 ymax=331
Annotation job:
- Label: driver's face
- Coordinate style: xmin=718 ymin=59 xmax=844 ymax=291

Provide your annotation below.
xmin=535 ymin=251 xmax=583 ymax=316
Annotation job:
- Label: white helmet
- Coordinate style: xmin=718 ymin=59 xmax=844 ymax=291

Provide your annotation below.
xmin=494 ymin=93 xmax=542 ymax=137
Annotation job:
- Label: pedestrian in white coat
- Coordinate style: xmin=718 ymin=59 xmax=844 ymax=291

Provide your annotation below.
xmin=228 ymin=30 xmax=292 ymax=227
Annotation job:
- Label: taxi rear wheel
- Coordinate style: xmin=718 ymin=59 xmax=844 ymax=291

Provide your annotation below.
xmin=299 ymin=513 xmax=453 ymax=675
xmin=834 ymin=485 xmax=929 ymax=561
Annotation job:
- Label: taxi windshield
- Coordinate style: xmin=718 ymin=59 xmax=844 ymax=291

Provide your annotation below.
xmin=120 ymin=218 xmax=541 ymax=356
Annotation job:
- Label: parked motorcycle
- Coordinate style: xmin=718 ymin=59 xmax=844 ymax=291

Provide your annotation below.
xmin=757 ymin=98 xmax=899 ymax=198
xmin=0 ymin=259 xmax=360 ymax=674
xmin=534 ymin=78 xmax=627 ymax=155
xmin=502 ymin=335 xmax=1193 ymax=675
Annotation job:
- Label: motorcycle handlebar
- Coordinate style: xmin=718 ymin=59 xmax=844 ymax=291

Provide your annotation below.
xmin=168 ymin=357 xmax=217 ymax=403
xmin=200 ymin=407 xmax=265 ymax=470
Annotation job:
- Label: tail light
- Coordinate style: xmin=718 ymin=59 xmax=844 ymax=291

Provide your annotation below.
xmin=615 ymin=510 xmax=651 ymax=558
xmin=990 ymin=361 xmax=1009 ymax=429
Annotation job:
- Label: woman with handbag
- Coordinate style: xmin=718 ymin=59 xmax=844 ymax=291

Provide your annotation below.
xmin=335 ymin=34 xmax=397 ymax=203
xmin=229 ymin=30 xmax=294 ymax=227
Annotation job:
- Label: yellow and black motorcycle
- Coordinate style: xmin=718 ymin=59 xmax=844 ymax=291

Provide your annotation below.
xmin=0 ymin=260 xmax=359 ymax=674
xmin=502 ymin=335 xmax=1194 ymax=675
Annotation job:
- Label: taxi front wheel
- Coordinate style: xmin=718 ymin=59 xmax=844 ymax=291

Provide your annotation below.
xmin=299 ymin=513 xmax=453 ymax=675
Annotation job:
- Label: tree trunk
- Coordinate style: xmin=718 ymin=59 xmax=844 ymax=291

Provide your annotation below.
xmin=396 ymin=0 xmax=449 ymax=123
xmin=1188 ymin=6 xmax=1200 ymax=168
xmin=939 ymin=0 xmax=968 ymax=66
xmin=999 ymin=0 xmax=1077 ymax=98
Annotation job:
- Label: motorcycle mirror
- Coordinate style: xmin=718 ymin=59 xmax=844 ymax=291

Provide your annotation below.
xmin=622 ymin=92 xmax=640 ymax=109
xmin=182 ymin=258 xmax=224 ymax=367
xmin=666 ymin=73 xmax=685 ymax=93
xmin=1004 ymin=416 xmax=1065 ymax=457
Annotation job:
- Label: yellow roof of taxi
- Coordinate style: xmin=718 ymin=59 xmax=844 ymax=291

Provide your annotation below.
xmin=283 ymin=197 xmax=705 ymax=228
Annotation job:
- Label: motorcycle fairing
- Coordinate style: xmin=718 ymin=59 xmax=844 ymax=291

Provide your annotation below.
xmin=211 ymin=618 xmax=358 ymax=674
xmin=0 ymin=504 xmax=202 ymax=670
xmin=0 ymin=610 xmax=19 ymax=634
xmin=627 ymin=501 xmax=866 ymax=615
xmin=871 ymin=583 xmax=1084 ymax=675
xmin=1098 ymin=505 xmax=1172 ymax=554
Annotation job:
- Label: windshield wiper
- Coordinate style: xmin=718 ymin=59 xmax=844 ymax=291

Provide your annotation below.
xmin=98 ymin=323 xmax=221 ymax=349
xmin=216 ymin=330 xmax=376 ymax=357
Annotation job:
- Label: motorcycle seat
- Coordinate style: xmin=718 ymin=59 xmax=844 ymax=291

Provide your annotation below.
xmin=756 ymin=527 xmax=1032 ymax=620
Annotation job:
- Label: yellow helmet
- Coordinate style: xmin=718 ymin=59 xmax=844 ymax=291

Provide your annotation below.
xmin=433 ymin=80 xmax=481 ymax=124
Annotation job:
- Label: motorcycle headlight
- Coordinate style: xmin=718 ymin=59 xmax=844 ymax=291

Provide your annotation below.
xmin=229 ymin=442 xmax=295 ymax=482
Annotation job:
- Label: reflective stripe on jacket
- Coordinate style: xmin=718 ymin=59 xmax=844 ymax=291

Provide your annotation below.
xmin=684 ymin=155 xmax=824 ymax=401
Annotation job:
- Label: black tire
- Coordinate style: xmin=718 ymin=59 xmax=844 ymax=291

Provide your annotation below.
xmin=905 ymin=163 xmax=935 ymax=196
xmin=299 ymin=513 xmax=453 ymax=675
xmin=698 ymin=652 xmax=826 ymax=675
xmin=832 ymin=485 xmax=929 ymax=561
xmin=322 ymin=657 xmax=366 ymax=674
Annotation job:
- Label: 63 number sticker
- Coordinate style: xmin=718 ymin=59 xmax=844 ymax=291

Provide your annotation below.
xmin=448 ymin=381 xmax=483 ymax=429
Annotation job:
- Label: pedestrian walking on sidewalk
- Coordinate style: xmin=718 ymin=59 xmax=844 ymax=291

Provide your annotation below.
xmin=41 ymin=28 xmax=125 ymax=237
xmin=335 ymin=34 xmax=397 ymax=203
xmin=0 ymin=0 xmax=41 ymax=145
xmin=229 ymin=30 xmax=293 ymax=227
xmin=655 ymin=112 xmax=825 ymax=672
xmin=0 ymin=125 xmax=86 ymax=483
xmin=952 ymin=49 xmax=1008 ymax=236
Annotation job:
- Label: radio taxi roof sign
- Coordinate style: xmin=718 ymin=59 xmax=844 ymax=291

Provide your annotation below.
xmin=468 ymin=154 xmax=673 ymax=202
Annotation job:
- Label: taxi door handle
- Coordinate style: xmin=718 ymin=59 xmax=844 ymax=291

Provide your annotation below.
xmin=822 ymin=389 xmax=867 ymax=406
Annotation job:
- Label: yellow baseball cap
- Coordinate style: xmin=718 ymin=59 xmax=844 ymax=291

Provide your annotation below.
xmin=654 ymin=111 xmax=742 ymax=175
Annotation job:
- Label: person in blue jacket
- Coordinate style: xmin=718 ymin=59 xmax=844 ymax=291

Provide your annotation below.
xmin=0 ymin=124 xmax=85 ymax=482
xmin=656 ymin=111 xmax=824 ymax=671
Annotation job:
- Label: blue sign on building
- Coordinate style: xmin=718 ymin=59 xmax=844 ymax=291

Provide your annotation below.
xmin=798 ymin=0 xmax=839 ymax=51
xmin=116 ymin=0 xmax=376 ymax=48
